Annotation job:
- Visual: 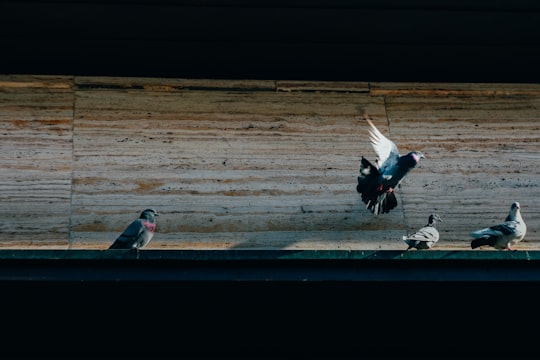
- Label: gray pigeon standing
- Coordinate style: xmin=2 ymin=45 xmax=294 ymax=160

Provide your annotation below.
xmin=403 ymin=213 xmax=442 ymax=250
xmin=470 ymin=202 xmax=526 ymax=250
xmin=356 ymin=118 xmax=424 ymax=215
xmin=108 ymin=208 xmax=159 ymax=250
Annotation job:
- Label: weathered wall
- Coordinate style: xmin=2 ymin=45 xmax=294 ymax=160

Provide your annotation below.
xmin=1 ymin=75 xmax=538 ymax=249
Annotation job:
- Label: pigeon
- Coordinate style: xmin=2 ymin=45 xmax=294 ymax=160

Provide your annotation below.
xmin=356 ymin=118 xmax=424 ymax=215
xmin=403 ymin=213 xmax=442 ymax=250
xmin=108 ymin=208 xmax=159 ymax=250
xmin=470 ymin=202 xmax=526 ymax=250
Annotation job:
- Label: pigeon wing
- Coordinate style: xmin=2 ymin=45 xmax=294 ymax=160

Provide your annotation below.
xmin=403 ymin=226 xmax=439 ymax=242
xmin=109 ymin=219 xmax=146 ymax=249
xmin=490 ymin=222 xmax=519 ymax=236
xmin=366 ymin=118 xmax=400 ymax=173
xmin=403 ymin=226 xmax=439 ymax=250
xmin=470 ymin=222 xmax=517 ymax=239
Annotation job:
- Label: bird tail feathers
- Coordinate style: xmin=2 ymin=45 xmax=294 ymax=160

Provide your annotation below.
xmin=471 ymin=236 xmax=496 ymax=249
xmin=403 ymin=239 xmax=419 ymax=250
xmin=366 ymin=191 xmax=397 ymax=215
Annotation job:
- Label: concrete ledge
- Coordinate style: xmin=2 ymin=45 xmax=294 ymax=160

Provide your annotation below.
xmin=1 ymin=249 xmax=540 ymax=282
xmin=0 ymin=249 xmax=539 ymax=260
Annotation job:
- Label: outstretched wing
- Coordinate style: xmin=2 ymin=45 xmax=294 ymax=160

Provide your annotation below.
xmin=366 ymin=118 xmax=400 ymax=173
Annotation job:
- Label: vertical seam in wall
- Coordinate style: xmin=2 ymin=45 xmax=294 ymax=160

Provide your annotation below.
xmin=67 ymin=79 xmax=76 ymax=249
xmin=383 ymin=95 xmax=392 ymax=138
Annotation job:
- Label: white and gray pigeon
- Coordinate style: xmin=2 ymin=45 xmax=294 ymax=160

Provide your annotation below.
xmin=356 ymin=118 xmax=424 ymax=215
xmin=470 ymin=202 xmax=526 ymax=250
xmin=108 ymin=208 xmax=159 ymax=250
xmin=403 ymin=214 xmax=442 ymax=250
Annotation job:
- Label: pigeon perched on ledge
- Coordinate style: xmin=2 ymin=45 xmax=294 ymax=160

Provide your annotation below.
xmin=108 ymin=208 xmax=159 ymax=250
xmin=403 ymin=213 xmax=442 ymax=250
xmin=470 ymin=202 xmax=526 ymax=251
xmin=356 ymin=118 xmax=424 ymax=215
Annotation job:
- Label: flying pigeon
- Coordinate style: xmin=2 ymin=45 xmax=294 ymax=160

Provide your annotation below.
xmin=356 ymin=118 xmax=424 ymax=215
xmin=403 ymin=213 xmax=442 ymax=250
xmin=108 ymin=208 xmax=159 ymax=250
xmin=470 ymin=202 xmax=526 ymax=250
